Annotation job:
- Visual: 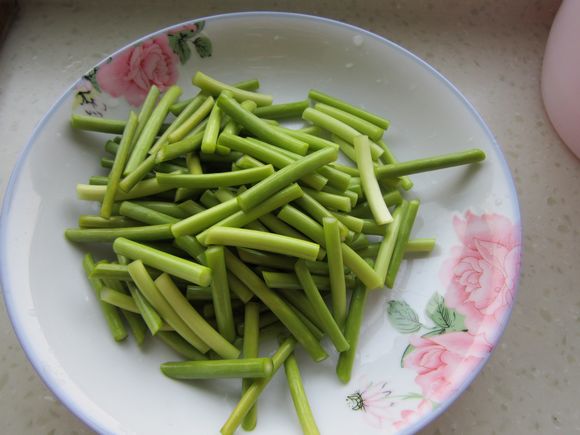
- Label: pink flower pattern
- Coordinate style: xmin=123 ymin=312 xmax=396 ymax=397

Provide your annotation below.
xmin=346 ymin=381 xmax=394 ymax=429
xmin=393 ymin=399 xmax=432 ymax=431
xmin=404 ymin=332 xmax=492 ymax=402
xmin=351 ymin=211 xmax=519 ymax=433
xmin=96 ymin=36 xmax=179 ymax=106
xmin=441 ymin=211 xmax=521 ymax=342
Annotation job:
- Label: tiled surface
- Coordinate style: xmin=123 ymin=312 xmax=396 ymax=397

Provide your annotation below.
xmin=1 ymin=0 xmax=578 ymax=433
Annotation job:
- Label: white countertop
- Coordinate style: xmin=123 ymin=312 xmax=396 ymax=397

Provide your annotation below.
xmin=1 ymin=0 xmax=578 ymax=434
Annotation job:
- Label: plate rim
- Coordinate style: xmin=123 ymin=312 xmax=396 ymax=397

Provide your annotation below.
xmin=0 ymin=10 xmax=522 ymax=435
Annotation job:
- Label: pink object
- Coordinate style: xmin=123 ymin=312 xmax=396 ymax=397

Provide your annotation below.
xmin=404 ymin=332 xmax=492 ymax=403
xmin=96 ymin=36 xmax=179 ymax=106
xmin=441 ymin=211 xmax=521 ymax=342
xmin=541 ymin=0 xmax=580 ymax=158
xmin=393 ymin=400 xmax=432 ymax=430
xmin=348 ymin=211 xmax=521 ymax=431
xmin=354 ymin=381 xmax=395 ymax=428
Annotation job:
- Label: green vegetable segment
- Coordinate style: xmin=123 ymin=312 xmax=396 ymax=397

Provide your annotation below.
xmin=201 ymin=102 xmax=222 ymax=154
xmin=205 ymin=227 xmax=320 ymax=262
xmin=65 ymin=224 xmax=173 ymax=243
xmin=237 ymin=248 xmax=295 ymax=271
xmin=193 ymin=71 xmax=273 ymax=106
xmin=331 ymin=212 xmax=364 ymax=233
xmin=154 ymin=273 xmax=240 ymax=359
xmin=294 ymin=193 xmax=349 ymax=239
xmin=314 ymin=102 xmax=384 ymax=141
xmin=308 ymin=89 xmax=390 ymax=129
xmin=275 ymin=126 xmax=339 ymax=151
xmin=302 ymin=187 xmax=351 ymax=212
xmin=125 ymin=85 xmax=182 ymax=173
xmin=205 ymin=246 xmax=236 ymax=343
xmin=376 ymin=139 xmax=414 ymax=190
xmin=217 ymin=92 xmax=308 ymax=155
xmin=127 ymin=260 xmax=209 ymax=352
xmin=149 ymin=93 xmax=206 ymax=155
xmin=82 ymin=254 xmax=127 ymax=341
xmin=242 ymin=302 xmax=261 ymax=431
xmin=161 ymin=358 xmax=273 ymax=379
xmin=196 ymin=183 xmax=304 ymax=244
xmin=220 ymin=336 xmax=296 ymax=435
xmin=155 ymin=132 xmax=204 ymax=163
xmin=375 ymin=148 xmax=486 ymax=179
xmin=373 ymin=202 xmax=406 ymax=286
xmin=157 ymin=331 xmax=208 ymax=361
xmin=224 ymin=250 xmax=327 ymax=362
xmin=277 ymin=205 xmax=383 ymax=289
xmin=336 ymin=284 xmax=368 ymax=383
xmin=171 ymin=196 xmax=241 ymax=237
xmin=253 ymin=100 xmax=309 ymax=119
xmin=99 ymin=287 xmax=139 ymax=313
xmin=262 ymin=272 xmax=334 ymax=290
xmin=77 ymin=178 xmax=173 ymax=202
xmin=168 ymin=96 xmax=214 ymax=143
xmin=227 ymin=272 xmax=254 ymax=304
xmin=405 ymin=238 xmax=436 ymax=252
xmin=354 ymin=135 xmax=393 ymax=225
xmin=323 ymin=217 xmax=347 ymax=328
xmin=218 ymin=134 xmax=326 ymax=190
xmin=100 ymin=112 xmax=138 ymax=218
xmin=302 ymin=108 xmax=384 ymax=159
xmin=157 ymin=165 xmax=274 ymax=189
xmin=386 ymin=200 xmax=420 ymax=288
xmin=114 ymin=237 xmax=212 ymax=286
xmin=70 ymin=114 xmax=127 ymax=134
xmin=284 ymin=352 xmax=320 ymax=435
xmin=295 ymin=260 xmax=349 ymax=352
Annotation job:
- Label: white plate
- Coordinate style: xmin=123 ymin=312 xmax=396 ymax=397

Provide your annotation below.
xmin=0 ymin=12 xmax=522 ymax=435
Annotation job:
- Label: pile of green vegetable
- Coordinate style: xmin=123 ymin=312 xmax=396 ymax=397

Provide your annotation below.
xmin=66 ymin=71 xmax=485 ymax=434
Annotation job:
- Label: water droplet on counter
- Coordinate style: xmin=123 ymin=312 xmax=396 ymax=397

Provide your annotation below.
xmin=345 ymin=62 xmax=354 ymax=69
xmin=352 ymin=34 xmax=364 ymax=46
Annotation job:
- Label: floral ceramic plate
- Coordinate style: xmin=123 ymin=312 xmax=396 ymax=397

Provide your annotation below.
xmin=0 ymin=12 xmax=521 ymax=435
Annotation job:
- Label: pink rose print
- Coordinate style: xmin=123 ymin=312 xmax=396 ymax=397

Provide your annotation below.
xmin=404 ymin=331 xmax=492 ymax=402
xmin=393 ymin=399 xmax=432 ymax=431
xmin=441 ymin=211 xmax=521 ymax=342
xmin=346 ymin=381 xmax=394 ymax=429
xmin=96 ymin=36 xmax=179 ymax=106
